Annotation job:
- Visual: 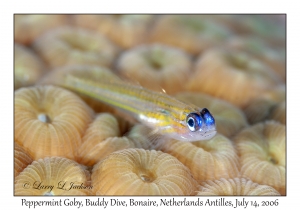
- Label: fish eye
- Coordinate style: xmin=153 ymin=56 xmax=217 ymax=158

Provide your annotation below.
xmin=186 ymin=113 xmax=202 ymax=132
xmin=201 ymin=108 xmax=215 ymax=126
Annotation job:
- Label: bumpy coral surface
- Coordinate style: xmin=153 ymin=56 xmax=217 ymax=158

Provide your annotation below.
xmin=186 ymin=48 xmax=283 ymax=108
xmin=91 ymin=148 xmax=198 ymax=195
xmin=74 ymin=15 xmax=154 ymax=48
xmin=197 ymin=178 xmax=280 ymax=195
xmin=77 ymin=113 xmax=151 ymax=166
xmin=14 ymin=44 xmax=46 ymax=90
xmin=14 ymin=14 xmax=70 ymax=45
xmin=14 ymin=142 xmax=33 ymax=177
xmin=234 ymin=121 xmax=286 ymax=195
xmin=14 ymin=85 xmax=94 ymax=160
xmin=159 ymin=134 xmax=240 ymax=183
xmin=15 ymin=157 xmax=91 ymax=195
xmin=150 ymin=15 xmax=232 ymax=55
xmin=33 ymin=26 xmax=119 ymax=68
xmin=117 ymin=44 xmax=192 ymax=94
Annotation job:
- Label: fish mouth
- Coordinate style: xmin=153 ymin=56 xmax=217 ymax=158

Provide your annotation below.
xmin=180 ymin=130 xmax=217 ymax=142
xmin=201 ymin=130 xmax=217 ymax=140
xmin=172 ymin=129 xmax=217 ymax=142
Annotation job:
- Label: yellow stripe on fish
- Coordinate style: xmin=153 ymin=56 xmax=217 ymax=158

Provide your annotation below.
xmin=64 ymin=75 xmax=216 ymax=141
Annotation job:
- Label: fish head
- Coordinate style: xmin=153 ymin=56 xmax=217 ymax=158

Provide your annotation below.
xmin=170 ymin=108 xmax=217 ymax=141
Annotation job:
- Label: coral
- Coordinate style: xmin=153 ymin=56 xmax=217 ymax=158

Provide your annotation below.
xmin=38 ymin=65 xmax=121 ymax=113
xmin=77 ymin=113 xmax=162 ymax=166
xmin=15 ymin=157 xmax=91 ymax=195
xmin=13 ymin=14 xmax=286 ymax=197
xmin=150 ymin=15 xmax=232 ymax=55
xmin=209 ymin=15 xmax=285 ymax=47
xmin=243 ymin=99 xmax=286 ymax=125
xmin=197 ymin=178 xmax=280 ymax=195
xmin=243 ymin=85 xmax=285 ymax=124
xmin=14 ymin=142 xmax=33 ymax=177
xmin=234 ymin=121 xmax=286 ymax=195
xmin=269 ymin=101 xmax=286 ymax=125
xmin=73 ymin=14 xmax=154 ymax=48
xmin=227 ymin=36 xmax=285 ymax=81
xmin=14 ymin=85 xmax=94 ymax=160
xmin=159 ymin=134 xmax=240 ymax=183
xmin=77 ymin=113 xmax=151 ymax=166
xmin=14 ymin=14 xmax=70 ymax=45
xmin=91 ymin=148 xmax=198 ymax=195
xmin=186 ymin=48 xmax=283 ymax=108
xmin=116 ymin=44 xmax=192 ymax=94
xmin=33 ymin=26 xmax=119 ymax=68
xmin=14 ymin=44 xmax=45 ymax=90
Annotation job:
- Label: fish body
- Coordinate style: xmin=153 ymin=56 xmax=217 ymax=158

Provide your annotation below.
xmin=65 ymin=76 xmax=216 ymax=141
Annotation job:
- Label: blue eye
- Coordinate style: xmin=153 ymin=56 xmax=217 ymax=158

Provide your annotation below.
xmin=201 ymin=108 xmax=215 ymax=126
xmin=187 ymin=118 xmax=194 ymax=127
xmin=186 ymin=113 xmax=202 ymax=132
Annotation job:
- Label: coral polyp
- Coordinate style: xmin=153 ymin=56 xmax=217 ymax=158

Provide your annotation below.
xmin=116 ymin=44 xmax=192 ymax=94
xmin=15 ymin=157 xmax=91 ymax=195
xmin=14 ymin=14 xmax=69 ymax=45
xmin=226 ymin=36 xmax=285 ymax=81
xmin=159 ymin=134 xmax=240 ymax=183
xmin=14 ymin=44 xmax=45 ymax=90
xmin=150 ymin=15 xmax=231 ymax=55
xmin=77 ymin=113 xmax=150 ymax=166
xmin=14 ymin=85 xmax=94 ymax=160
xmin=14 ymin=143 xmax=33 ymax=177
xmin=91 ymin=148 xmax=198 ymax=195
xmin=234 ymin=121 xmax=286 ymax=195
xmin=243 ymin=85 xmax=286 ymax=124
xmin=186 ymin=48 xmax=283 ymax=107
xmin=33 ymin=26 xmax=119 ymax=68
xmin=74 ymin=15 xmax=154 ymax=48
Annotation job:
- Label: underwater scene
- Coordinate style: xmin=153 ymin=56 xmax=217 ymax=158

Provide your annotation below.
xmin=14 ymin=14 xmax=286 ymax=196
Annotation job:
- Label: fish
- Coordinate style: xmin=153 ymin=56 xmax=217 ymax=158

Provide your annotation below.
xmin=64 ymin=75 xmax=217 ymax=142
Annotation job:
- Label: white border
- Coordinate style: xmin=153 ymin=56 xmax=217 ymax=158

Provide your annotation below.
xmin=2 ymin=0 xmax=297 ymax=209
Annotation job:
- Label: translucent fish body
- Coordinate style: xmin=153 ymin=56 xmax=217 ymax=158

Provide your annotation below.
xmin=65 ymin=76 xmax=216 ymax=141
